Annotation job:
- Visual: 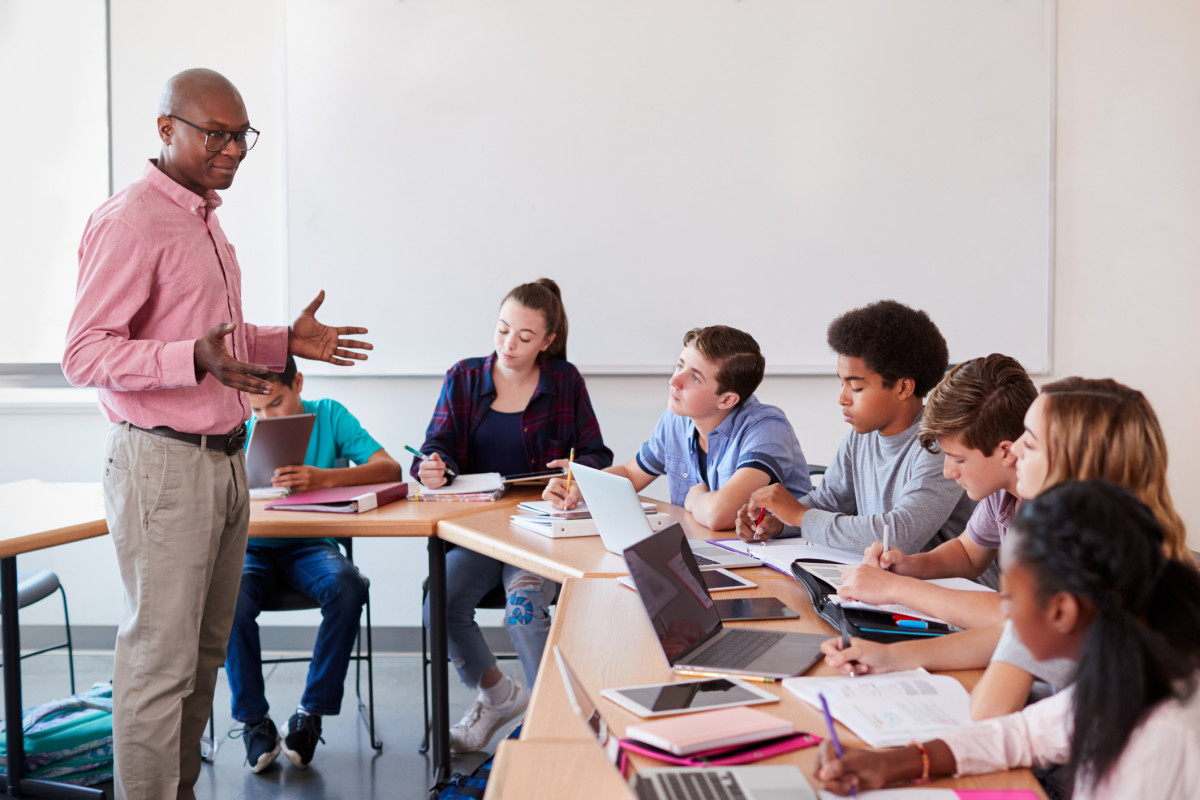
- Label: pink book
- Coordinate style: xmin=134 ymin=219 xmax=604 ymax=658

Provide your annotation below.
xmin=264 ymin=482 xmax=409 ymax=513
xmin=624 ymin=706 xmax=794 ymax=756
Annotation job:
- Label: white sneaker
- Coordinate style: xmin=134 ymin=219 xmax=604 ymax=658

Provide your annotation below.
xmin=449 ymin=676 xmax=529 ymax=754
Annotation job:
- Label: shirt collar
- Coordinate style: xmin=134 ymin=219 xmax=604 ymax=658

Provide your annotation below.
xmin=686 ymin=394 xmax=757 ymax=451
xmin=143 ymin=159 xmax=224 ymax=217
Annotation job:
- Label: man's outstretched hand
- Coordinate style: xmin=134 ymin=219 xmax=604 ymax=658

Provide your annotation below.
xmin=194 ymin=323 xmax=273 ymax=393
xmin=288 ymin=290 xmax=373 ymax=365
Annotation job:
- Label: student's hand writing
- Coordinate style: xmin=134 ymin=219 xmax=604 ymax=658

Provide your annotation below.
xmin=815 ymin=740 xmax=889 ymax=795
xmin=417 ymin=452 xmax=449 ymax=489
xmin=734 ymin=503 xmax=784 ymax=542
xmin=820 ymin=634 xmax=896 ymax=676
xmin=194 ymin=323 xmax=273 ymax=394
xmin=746 ymin=484 xmax=806 ymax=527
xmin=542 ymin=475 xmax=582 ymax=510
xmin=288 ymin=290 xmax=374 ymax=366
xmin=271 ymin=465 xmax=327 ymax=493
xmin=862 ymin=541 xmax=911 ymax=573
xmin=837 ymin=564 xmax=904 ymax=605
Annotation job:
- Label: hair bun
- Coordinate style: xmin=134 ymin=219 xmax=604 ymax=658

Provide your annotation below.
xmin=534 ymin=277 xmax=562 ymax=299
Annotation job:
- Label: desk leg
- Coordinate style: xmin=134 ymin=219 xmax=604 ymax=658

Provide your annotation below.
xmin=427 ymin=537 xmax=450 ymax=783
xmin=1 ymin=557 xmax=103 ymax=800
xmin=2 ymin=555 xmax=25 ymax=795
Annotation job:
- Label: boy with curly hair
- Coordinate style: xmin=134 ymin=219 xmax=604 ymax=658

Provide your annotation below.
xmin=736 ymin=300 xmax=974 ymax=554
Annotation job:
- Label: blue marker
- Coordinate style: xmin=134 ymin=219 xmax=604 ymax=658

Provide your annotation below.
xmin=818 ymin=692 xmax=857 ymax=799
xmin=896 ymin=619 xmax=929 ymax=630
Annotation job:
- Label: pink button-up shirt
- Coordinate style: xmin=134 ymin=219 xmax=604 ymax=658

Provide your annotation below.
xmin=942 ymin=685 xmax=1200 ymax=799
xmin=63 ymin=160 xmax=287 ymax=435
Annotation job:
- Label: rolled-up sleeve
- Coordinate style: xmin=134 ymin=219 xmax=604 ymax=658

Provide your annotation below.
xmin=635 ymin=410 xmax=674 ymax=477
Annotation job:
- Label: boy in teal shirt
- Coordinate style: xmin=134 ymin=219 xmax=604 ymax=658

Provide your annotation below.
xmin=230 ymin=356 xmax=402 ymax=773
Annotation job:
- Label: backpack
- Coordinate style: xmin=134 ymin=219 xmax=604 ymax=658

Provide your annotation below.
xmin=430 ymin=724 xmax=522 ymax=800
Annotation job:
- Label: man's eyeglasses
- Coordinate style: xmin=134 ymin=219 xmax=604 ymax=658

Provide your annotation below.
xmin=167 ymin=115 xmax=260 ymax=152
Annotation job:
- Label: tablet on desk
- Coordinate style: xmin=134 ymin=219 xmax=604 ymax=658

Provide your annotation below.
xmin=245 ymin=413 xmax=316 ymax=489
xmin=601 ymin=676 xmax=778 ymax=718
xmin=714 ymin=597 xmax=800 ymax=622
xmin=502 ymin=468 xmax=565 ymax=484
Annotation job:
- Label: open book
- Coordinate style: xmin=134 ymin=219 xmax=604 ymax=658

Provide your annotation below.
xmin=784 ymin=669 xmax=972 ymax=748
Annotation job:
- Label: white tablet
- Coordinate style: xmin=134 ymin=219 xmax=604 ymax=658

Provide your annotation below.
xmin=245 ymin=413 xmax=316 ymax=489
xmin=601 ymin=676 xmax=778 ymax=718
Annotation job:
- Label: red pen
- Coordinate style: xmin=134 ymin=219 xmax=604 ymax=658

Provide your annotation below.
xmin=755 ymin=507 xmax=767 ymax=526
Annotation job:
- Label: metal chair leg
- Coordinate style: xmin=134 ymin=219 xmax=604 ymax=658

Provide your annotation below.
xmin=58 ymin=584 xmax=75 ymax=695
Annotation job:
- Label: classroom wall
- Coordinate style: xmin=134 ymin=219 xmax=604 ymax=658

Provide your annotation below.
xmin=3 ymin=0 xmax=1197 ymax=631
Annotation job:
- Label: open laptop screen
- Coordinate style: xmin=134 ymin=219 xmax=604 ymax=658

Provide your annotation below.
xmin=623 ymin=523 xmax=723 ymax=666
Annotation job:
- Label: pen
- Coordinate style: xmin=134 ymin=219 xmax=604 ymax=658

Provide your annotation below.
xmin=818 ymin=692 xmax=857 ymax=798
xmin=565 ymin=447 xmax=575 ymax=496
xmin=675 ymin=669 xmax=777 ymax=684
xmin=881 ymin=523 xmax=891 ymax=571
xmin=839 ymin=608 xmax=857 ymax=678
xmin=753 ymin=506 xmax=768 ymax=545
xmin=404 ymin=444 xmax=457 ymax=477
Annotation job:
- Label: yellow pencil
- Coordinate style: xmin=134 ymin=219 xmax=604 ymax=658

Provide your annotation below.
xmin=565 ymin=447 xmax=576 ymax=495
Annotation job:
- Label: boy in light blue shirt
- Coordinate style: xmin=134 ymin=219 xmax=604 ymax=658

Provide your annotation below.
xmin=545 ymin=326 xmax=810 ymax=530
xmin=230 ymin=356 xmax=402 ymax=773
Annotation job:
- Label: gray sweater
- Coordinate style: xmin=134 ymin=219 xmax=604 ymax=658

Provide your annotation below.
xmin=781 ymin=409 xmax=976 ymax=553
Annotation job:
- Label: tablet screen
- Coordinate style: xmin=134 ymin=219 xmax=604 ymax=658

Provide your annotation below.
xmin=605 ymin=678 xmax=774 ymax=716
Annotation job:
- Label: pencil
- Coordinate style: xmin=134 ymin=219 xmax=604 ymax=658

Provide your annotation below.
xmin=565 ymin=447 xmax=575 ymax=495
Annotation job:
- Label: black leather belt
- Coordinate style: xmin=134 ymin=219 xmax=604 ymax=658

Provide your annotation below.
xmin=131 ymin=424 xmax=248 ymax=456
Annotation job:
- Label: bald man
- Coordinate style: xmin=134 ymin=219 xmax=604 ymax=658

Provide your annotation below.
xmin=63 ymin=69 xmax=372 ymax=800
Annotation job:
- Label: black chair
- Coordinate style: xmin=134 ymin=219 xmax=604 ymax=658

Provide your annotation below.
xmin=206 ymin=539 xmax=380 ymax=758
xmin=418 ymin=581 xmax=518 ymax=754
xmin=0 ymin=569 xmax=75 ymax=695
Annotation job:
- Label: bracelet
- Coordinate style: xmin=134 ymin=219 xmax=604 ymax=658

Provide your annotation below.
xmin=910 ymin=741 xmax=930 ymax=785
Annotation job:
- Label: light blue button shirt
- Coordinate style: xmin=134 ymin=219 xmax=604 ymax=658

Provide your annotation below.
xmin=635 ymin=395 xmax=812 ymax=507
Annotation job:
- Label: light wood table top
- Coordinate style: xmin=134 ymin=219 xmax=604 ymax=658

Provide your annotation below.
xmin=248 ymin=484 xmax=542 ymax=538
xmin=0 ymin=480 xmax=108 ymax=557
xmin=436 ymin=500 xmax=739 ymax=583
xmin=520 ymin=576 xmax=1047 ymax=797
xmin=484 ymin=740 xmax=634 ymax=800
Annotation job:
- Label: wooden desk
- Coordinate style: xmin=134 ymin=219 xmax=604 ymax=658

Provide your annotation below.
xmin=517 ymin=576 xmax=1047 ymax=798
xmin=435 ymin=500 xmax=728 ymax=583
xmin=0 ymin=481 xmax=108 ymax=798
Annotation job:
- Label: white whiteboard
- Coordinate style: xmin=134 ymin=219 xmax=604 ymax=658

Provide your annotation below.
xmin=285 ymin=0 xmax=1054 ymax=376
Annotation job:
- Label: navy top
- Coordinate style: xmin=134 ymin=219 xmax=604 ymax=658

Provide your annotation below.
xmin=470 ymin=408 xmax=530 ymax=477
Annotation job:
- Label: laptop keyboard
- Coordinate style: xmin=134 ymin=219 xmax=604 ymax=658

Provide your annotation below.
xmin=692 ymin=553 xmax=718 ymax=567
xmin=695 ymin=628 xmax=786 ymax=669
xmin=650 ymin=770 xmax=747 ymax=800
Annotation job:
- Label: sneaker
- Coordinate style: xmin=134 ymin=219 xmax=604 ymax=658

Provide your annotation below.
xmin=237 ymin=717 xmax=280 ymax=773
xmin=449 ymin=676 xmax=529 ymax=754
xmin=282 ymin=711 xmax=324 ymax=769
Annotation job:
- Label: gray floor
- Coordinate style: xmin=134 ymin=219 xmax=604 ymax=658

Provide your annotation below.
xmin=13 ymin=650 xmax=514 ymax=800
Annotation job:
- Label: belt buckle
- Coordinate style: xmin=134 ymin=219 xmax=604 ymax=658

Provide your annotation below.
xmin=226 ymin=425 xmax=247 ymax=456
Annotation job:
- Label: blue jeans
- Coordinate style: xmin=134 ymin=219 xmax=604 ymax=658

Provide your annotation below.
xmin=225 ymin=542 xmax=368 ymax=722
xmin=424 ymin=546 xmax=558 ymax=689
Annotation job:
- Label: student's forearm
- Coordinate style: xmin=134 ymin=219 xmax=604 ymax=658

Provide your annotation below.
xmin=970 ymin=662 xmax=1036 ymax=720
xmin=886 ymin=582 xmax=1003 ymax=630
xmin=688 ymin=490 xmax=740 ymax=532
xmin=326 ymin=454 xmax=403 ymax=488
xmin=884 ymin=625 xmax=1005 ymax=673
xmin=904 ymin=540 xmax=979 ymax=580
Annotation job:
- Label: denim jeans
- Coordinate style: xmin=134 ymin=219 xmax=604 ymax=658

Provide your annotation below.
xmin=225 ymin=542 xmax=368 ymax=722
xmin=424 ymin=546 xmax=558 ymax=689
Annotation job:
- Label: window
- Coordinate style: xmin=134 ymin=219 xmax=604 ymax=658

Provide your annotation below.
xmin=0 ymin=0 xmax=109 ymax=385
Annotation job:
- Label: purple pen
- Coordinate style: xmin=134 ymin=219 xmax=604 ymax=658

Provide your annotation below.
xmin=819 ymin=692 xmax=858 ymax=798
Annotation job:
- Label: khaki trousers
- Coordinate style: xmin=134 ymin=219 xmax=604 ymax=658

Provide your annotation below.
xmin=103 ymin=423 xmax=249 ymax=800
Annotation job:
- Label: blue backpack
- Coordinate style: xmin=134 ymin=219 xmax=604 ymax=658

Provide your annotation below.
xmin=432 ymin=724 xmax=522 ymax=800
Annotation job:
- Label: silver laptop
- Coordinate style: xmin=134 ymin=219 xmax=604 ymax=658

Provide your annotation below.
xmin=624 ymin=523 xmax=826 ymax=680
xmin=245 ymin=413 xmax=316 ymax=489
xmin=569 ymin=464 xmax=758 ymax=570
xmin=553 ymin=645 xmax=815 ymax=800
